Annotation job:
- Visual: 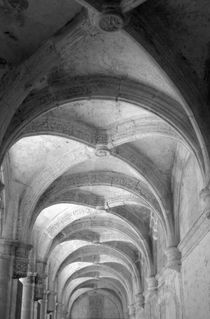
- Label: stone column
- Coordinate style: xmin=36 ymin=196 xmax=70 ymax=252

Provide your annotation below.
xmin=0 ymin=239 xmax=31 ymax=319
xmin=9 ymin=279 xmax=19 ymax=319
xmin=134 ymin=292 xmax=145 ymax=319
xmin=33 ymin=300 xmax=38 ymax=319
xmin=20 ymin=273 xmax=36 ymax=319
xmin=165 ymin=246 xmax=181 ymax=271
xmin=40 ymin=291 xmax=48 ymax=319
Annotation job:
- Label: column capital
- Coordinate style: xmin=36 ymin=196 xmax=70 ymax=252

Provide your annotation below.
xmin=13 ymin=242 xmax=32 ymax=278
xmin=20 ymin=272 xmax=37 ymax=285
xmin=165 ymin=246 xmax=181 ymax=272
xmin=0 ymin=239 xmax=32 ymax=278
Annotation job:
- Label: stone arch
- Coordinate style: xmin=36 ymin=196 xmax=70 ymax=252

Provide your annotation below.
xmin=30 ymin=171 xmax=172 ymax=245
xmin=49 ymin=243 xmax=139 ymax=292
xmin=62 ymin=264 xmax=134 ymax=311
xmin=68 ymin=288 xmax=124 ymax=319
xmin=33 ymin=205 xmax=153 ymax=275
xmin=59 ymin=265 xmax=132 ymax=306
xmin=61 ymin=264 xmax=133 ymax=303
xmin=13 ymin=130 xmax=169 ymax=233
xmin=65 ymin=278 xmax=128 ymax=317
xmin=1 ymin=76 xmax=206 ymax=178
xmin=15 ymin=116 xmax=170 ymax=199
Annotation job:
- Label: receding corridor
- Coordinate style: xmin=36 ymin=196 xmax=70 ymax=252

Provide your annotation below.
xmin=0 ymin=1 xmax=210 ymax=319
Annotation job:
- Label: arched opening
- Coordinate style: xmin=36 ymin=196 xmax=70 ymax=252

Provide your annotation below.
xmin=0 ymin=3 xmax=209 ymax=318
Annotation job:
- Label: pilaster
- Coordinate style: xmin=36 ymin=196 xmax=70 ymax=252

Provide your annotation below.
xmin=13 ymin=242 xmax=32 ymax=279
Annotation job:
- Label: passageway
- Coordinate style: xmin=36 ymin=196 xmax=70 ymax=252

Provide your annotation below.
xmin=0 ymin=1 xmax=210 ymax=319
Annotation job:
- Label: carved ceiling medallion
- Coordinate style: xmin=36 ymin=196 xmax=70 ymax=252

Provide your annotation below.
xmin=98 ymin=11 xmax=125 ymax=32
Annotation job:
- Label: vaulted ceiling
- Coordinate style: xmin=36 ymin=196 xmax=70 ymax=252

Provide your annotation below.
xmin=1 ymin=0 xmax=209 ymax=318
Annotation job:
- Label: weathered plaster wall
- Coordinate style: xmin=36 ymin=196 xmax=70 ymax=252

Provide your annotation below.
xmin=182 ymin=230 xmax=210 ymax=319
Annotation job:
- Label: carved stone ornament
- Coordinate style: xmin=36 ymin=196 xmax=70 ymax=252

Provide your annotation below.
xmin=98 ymin=12 xmax=124 ymax=32
xmin=13 ymin=258 xmax=28 ymax=279
xmin=96 ymin=4 xmax=125 ymax=32
xmin=13 ymin=243 xmax=32 ymax=279
xmin=95 ymin=144 xmax=111 ymax=157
